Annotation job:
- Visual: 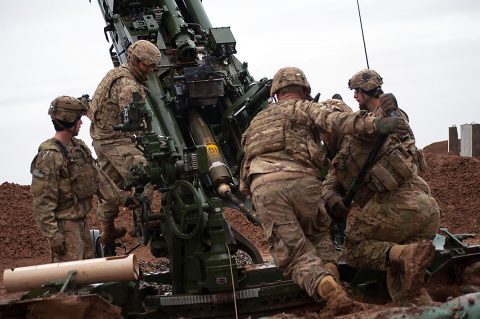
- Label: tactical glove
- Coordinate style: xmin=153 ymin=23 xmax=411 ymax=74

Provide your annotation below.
xmin=326 ymin=195 xmax=350 ymax=218
xmin=374 ymin=117 xmax=408 ymax=135
xmin=48 ymin=233 xmax=65 ymax=255
xmin=379 ymin=93 xmax=398 ymax=112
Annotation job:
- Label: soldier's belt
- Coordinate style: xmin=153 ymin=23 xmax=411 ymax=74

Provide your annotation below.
xmin=250 ymin=171 xmax=311 ymax=192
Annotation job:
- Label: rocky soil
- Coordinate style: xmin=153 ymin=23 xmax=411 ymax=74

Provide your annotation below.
xmin=1 ymin=140 xmax=480 ymax=317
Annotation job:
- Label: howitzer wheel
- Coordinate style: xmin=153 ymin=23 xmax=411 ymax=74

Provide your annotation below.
xmin=168 ymin=180 xmax=203 ymax=239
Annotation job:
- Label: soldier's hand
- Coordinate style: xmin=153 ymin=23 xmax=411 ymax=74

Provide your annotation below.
xmin=379 ymin=93 xmax=398 ymax=112
xmin=48 ymin=234 xmax=65 ymax=255
xmin=326 ymin=195 xmax=350 ymax=218
xmin=374 ymin=117 xmax=408 ymax=135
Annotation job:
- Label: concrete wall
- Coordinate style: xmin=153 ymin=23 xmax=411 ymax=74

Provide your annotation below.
xmin=448 ymin=126 xmax=460 ymax=154
xmin=460 ymin=124 xmax=480 ymax=157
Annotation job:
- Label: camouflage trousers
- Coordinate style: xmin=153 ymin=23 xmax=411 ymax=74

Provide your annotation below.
xmin=251 ymin=174 xmax=338 ymax=300
xmin=342 ymin=175 xmax=440 ymax=303
xmin=51 ymin=218 xmax=94 ymax=262
xmin=93 ymin=139 xmax=147 ymax=221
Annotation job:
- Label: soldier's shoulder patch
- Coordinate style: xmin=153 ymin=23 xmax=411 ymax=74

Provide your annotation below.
xmin=34 ymin=148 xmax=66 ymax=173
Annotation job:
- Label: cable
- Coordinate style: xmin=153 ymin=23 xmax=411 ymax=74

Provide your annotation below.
xmin=226 ymin=244 xmax=239 ymax=319
xmin=356 ymin=0 xmax=370 ymax=69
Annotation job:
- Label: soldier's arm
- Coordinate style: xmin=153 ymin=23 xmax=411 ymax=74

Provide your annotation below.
xmin=115 ymin=78 xmax=144 ymax=109
xmin=30 ymin=150 xmax=62 ymax=238
xmin=321 ymin=155 xmax=349 ymax=217
xmin=306 ymin=102 xmax=376 ymax=136
xmin=306 ymin=101 xmax=408 ymax=137
xmin=322 ymin=168 xmax=343 ymax=201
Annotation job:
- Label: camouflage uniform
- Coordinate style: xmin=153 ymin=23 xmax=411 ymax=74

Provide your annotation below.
xmin=31 ymin=137 xmax=129 ymax=262
xmin=241 ymin=97 xmax=383 ymax=300
xmin=323 ymin=74 xmax=440 ymax=304
xmin=89 ymin=64 xmax=148 ymax=222
xmin=89 ymin=40 xmax=160 ymax=224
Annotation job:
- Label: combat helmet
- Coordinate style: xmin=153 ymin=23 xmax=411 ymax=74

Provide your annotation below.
xmin=48 ymin=96 xmax=87 ymax=123
xmin=348 ymin=69 xmax=383 ymax=92
xmin=127 ymin=40 xmax=161 ymax=66
xmin=270 ymin=67 xmax=311 ymax=97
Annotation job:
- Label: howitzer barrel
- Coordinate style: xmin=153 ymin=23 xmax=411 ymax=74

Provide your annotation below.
xmin=183 ymin=0 xmax=212 ymax=29
xmin=163 ymin=0 xmax=197 ymax=61
xmin=3 ymin=254 xmax=139 ymax=293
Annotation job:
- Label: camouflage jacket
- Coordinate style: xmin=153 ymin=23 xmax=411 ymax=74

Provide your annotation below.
xmin=322 ymin=102 xmax=426 ymax=208
xmin=31 ymin=138 xmax=129 ymax=238
xmin=89 ymin=64 xmax=146 ymax=142
xmin=318 ymin=99 xmax=353 ymax=160
xmin=240 ymin=99 xmax=375 ymax=194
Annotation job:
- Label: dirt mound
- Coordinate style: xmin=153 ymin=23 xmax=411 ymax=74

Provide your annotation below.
xmin=0 ymin=183 xmax=47 ymax=263
xmin=423 ymin=140 xmax=448 ymax=154
xmin=421 ymin=153 xmax=480 ymax=235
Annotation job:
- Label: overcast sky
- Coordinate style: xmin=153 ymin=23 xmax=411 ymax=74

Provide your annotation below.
xmin=1 ymin=0 xmax=479 ymax=185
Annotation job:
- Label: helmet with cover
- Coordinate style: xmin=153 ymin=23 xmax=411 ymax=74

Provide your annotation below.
xmin=348 ymin=69 xmax=383 ymax=92
xmin=270 ymin=67 xmax=311 ymax=97
xmin=127 ymin=40 xmax=161 ymax=66
xmin=48 ymin=96 xmax=87 ymax=123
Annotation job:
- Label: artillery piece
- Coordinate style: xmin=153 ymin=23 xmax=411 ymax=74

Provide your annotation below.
xmin=89 ymin=0 xmax=316 ymax=316
xmin=2 ymin=1 xmax=480 ymax=318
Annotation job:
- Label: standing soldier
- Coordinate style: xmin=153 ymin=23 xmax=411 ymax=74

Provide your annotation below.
xmin=322 ymin=69 xmax=440 ymax=305
xmin=88 ymin=40 xmax=161 ymax=250
xmin=31 ymin=96 xmax=136 ymax=262
xmin=240 ymin=67 xmax=408 ymax=315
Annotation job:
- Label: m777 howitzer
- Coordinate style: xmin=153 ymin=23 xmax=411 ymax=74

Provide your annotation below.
xmin=3 ymin=0 xmax=480 ymax=318
xmin=88 ymin=0 xmax=320 ymax=316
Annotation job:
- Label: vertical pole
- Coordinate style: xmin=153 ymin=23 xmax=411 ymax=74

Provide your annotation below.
xmin=356 ymin=0 xmax=370 ymax=69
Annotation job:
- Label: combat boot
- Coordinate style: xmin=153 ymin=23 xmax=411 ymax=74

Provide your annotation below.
xmin=100 ymin=220 xmax=127 ymax=246
xmin=389 ymin=241 xmax=435 ymax=293
xmin=413 ymin=288 xmax=436 ymax=306
xmin=323 ymin=263 xmax=340 ymax=283
xmin=317 ymin=275 xmax=355 ymax=315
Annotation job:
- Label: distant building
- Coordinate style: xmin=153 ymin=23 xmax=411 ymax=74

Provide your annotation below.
xmin=448 ymin=126 xmax=460 ymax=154
xmin=460 ymin=124 xmax=480 ymax=157
xmin=451 ymin=124 xmax=480 ymax=157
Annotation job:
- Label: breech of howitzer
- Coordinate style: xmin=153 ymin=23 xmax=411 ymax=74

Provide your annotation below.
xmin=188 ymin=110 xmax=233 ymax=192
xmin=3 ymin=254 xmax=139 ymax=292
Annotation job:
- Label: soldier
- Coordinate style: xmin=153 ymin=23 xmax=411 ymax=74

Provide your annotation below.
xmin=321 ymin=69 xmax=440 ymax=305
xmin=240 ymin=67 xmax=408 ymax=315
xmin=31 ymin=96 xmax=136 ymax=262
xmin=88 ymin=40 xmax=161 ymax=249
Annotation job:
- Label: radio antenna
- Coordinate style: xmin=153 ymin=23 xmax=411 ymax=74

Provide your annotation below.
xmin=356 ymin=0 xmax=370 ymax=69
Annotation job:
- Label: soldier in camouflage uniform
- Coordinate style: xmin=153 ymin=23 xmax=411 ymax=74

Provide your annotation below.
xmin=322 ymin=69 xmax=440 ymax=306
xmin=89 ymin=40 xmax=161 ymax=247
xmin=31 ymin=96 xmax=136 ymax=262
xmin=240 ymin=67 xmax=408 ymax=315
